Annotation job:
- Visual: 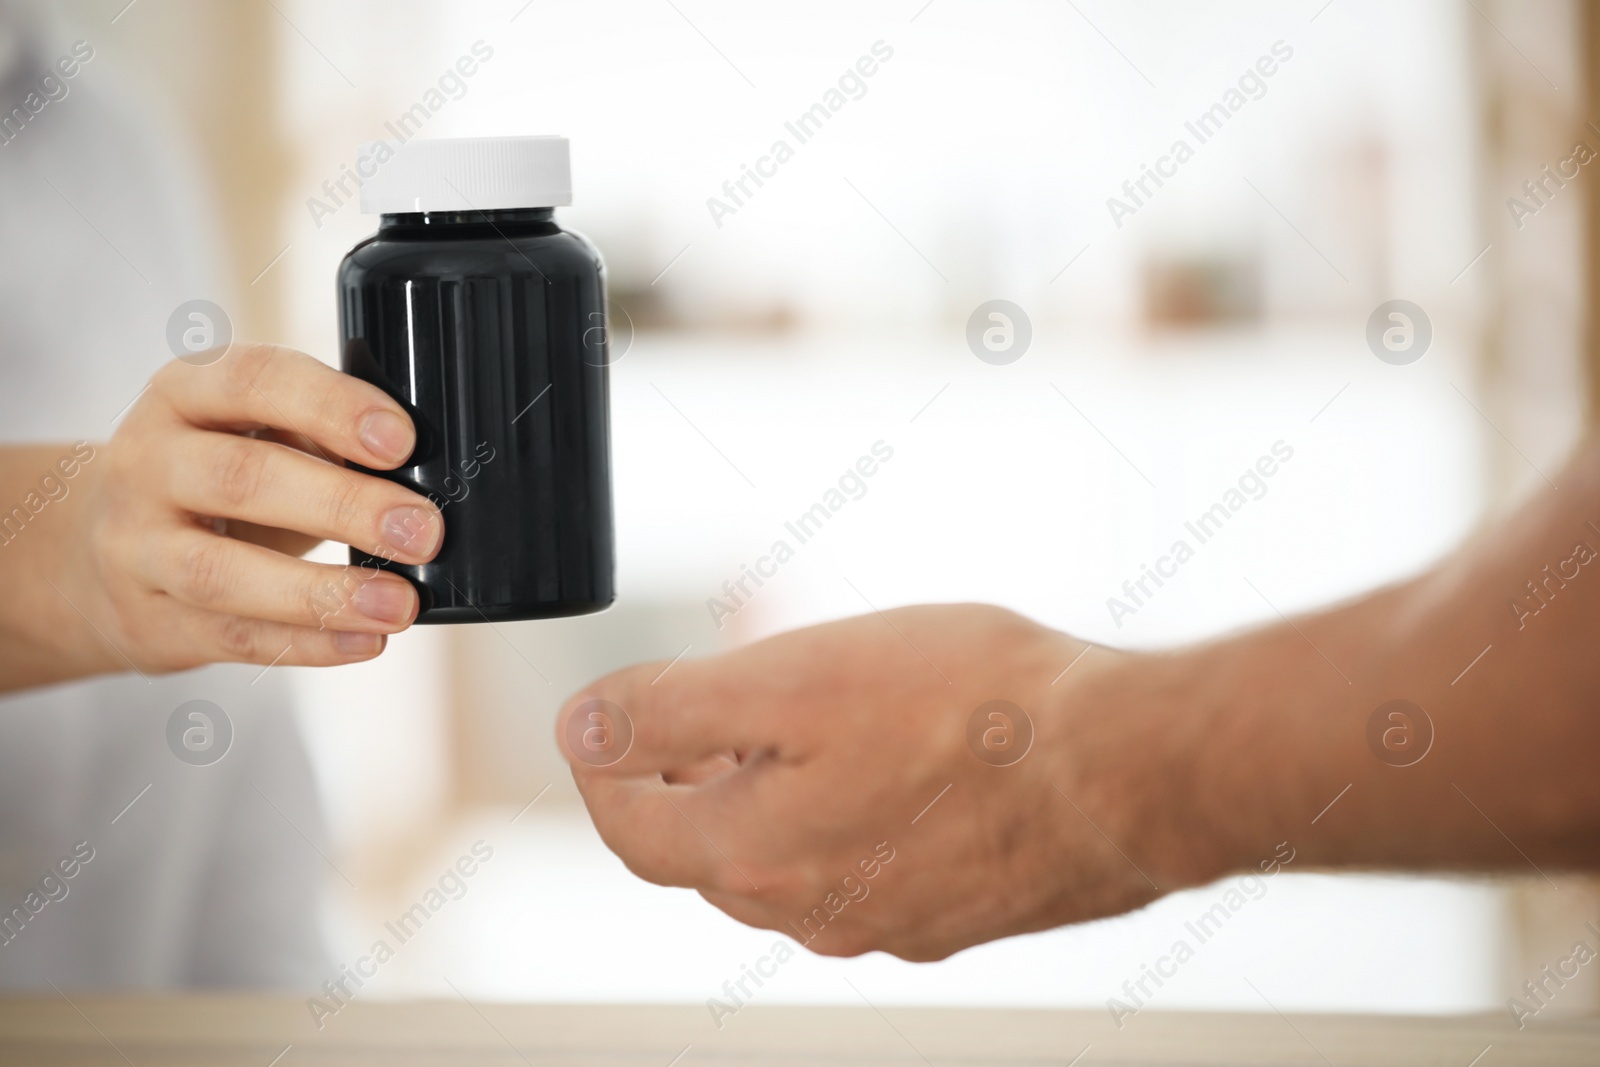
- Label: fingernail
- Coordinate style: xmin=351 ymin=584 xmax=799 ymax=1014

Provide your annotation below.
xmin=383 ymin=506 xmax=441 ymax=557
xmin=352 ymin=579 xmax=415 ymax=625
xmin=359 ymin=410 xmax=414 ymax=465
xmin=334 ymin=631 xmax=384 ymax=657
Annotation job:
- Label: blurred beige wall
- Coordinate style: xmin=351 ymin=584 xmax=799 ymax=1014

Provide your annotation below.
xmin=1472 ymin=0 xmax=1600 ymax=1018
xmin=1473 ymin=0 xmax=1588 ymax=511
xmin=1585 ymin=0 xmax=1600 ymax=425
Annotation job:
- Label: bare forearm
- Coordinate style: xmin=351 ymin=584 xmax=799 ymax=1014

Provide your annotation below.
xmin=0 ymin=444 xmax=114 ymax=691
xmin=1149 ymin=436 xmax=1600 ymax=881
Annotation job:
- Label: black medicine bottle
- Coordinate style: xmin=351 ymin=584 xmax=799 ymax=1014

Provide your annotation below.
xmin=337 ymin=136 xmax=615 ymax=623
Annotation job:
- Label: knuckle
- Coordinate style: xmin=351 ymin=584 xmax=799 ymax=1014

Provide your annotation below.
xmin=309 ymin=378 xmax=359 ymax=439
xmin=744 ymin=869 xmax=797 ymax=906
xmin=147 ymin=358 xmax=183 ymax=397
xmin=626 ymin=674 xmax=681 ymax=750
xmin=216 ymin=342 xmax=279 ymax=399
xmin=103 ymin=438 xmax=141 ymax=486
xmin=808 ymin=928 xmax=873 ymax=958
xmin=320 ymin=478 xmax=367 ymax=538
xmin=619 ymin=853 xmax=677 ymax=889
xmin=894 ymin=943 xmax=952 ymax=963
xmin=212 ymin=614 xmax=263 ymax=661
xmin=971 ymin=602 xmax=1035 ymax=639
xmin=210 ymin=440 xmax=269 ymax=508
xmin=305 ymin=567 xmax=359 ymax=628
xmin=85 ymin=509 xmax=120 ymax=569
xmin=703 ymin=862 xmax=747 ymax=897
xmin=102 ymin=582 xmax=144 ymax=643
xmin=175 ymin=536 xmax=235 ymax=607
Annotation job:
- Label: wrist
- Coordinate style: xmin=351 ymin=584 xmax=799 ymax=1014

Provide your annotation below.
xmin=1039 ymin=641 xmax=1241 ymax=897
xmin=1158 ymin=625 xmax=1354 ymax=876
xmin=1101 ymin=581 xmax=1447 ymax=881
xmin=0 ymin=448 xmax=120 ymax=689
xmin=51 ymin=457 xmax=123 ymax=678
xmin=1043 ymin=623 xmax=1360 ymax=896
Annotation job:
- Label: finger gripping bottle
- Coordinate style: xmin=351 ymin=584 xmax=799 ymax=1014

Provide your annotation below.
xmin=338 ymin=135 xmax=615 ymax=622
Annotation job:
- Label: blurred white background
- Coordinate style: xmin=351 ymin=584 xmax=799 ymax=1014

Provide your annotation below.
xmin=50 ymin=0 xmax=1598 ymax=1019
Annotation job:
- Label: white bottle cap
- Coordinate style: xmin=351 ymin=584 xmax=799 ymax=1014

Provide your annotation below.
xmin=357 ymin=135 xmax=572 ymax=214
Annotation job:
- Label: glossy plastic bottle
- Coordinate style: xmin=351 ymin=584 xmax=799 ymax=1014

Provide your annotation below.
xmin=337 ymin=136 xmax=614 ymax=623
